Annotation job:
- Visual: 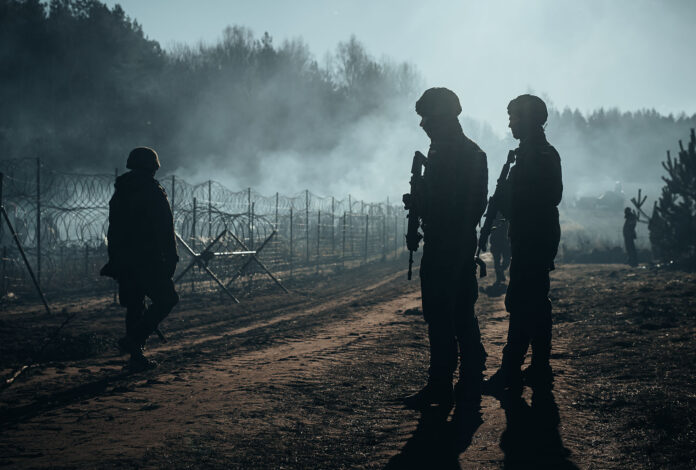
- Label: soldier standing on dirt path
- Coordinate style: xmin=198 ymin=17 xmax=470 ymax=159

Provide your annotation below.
xmin=623 ymin=207 xmax=638 ymax=267
xmin=485 ymin=95 xmax=563 ymax=397
xmin=100 ymin=147 xmax=179 ymax=372
xmin=402 ymin=87 xmax=489 ymax=410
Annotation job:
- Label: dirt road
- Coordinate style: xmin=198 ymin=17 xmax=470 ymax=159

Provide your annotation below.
xmin=1 ymin=261 xmax=694 ymax=468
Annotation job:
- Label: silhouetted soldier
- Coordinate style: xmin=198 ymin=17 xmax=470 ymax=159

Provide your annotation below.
xmin=623 ymin=207 xmax=638 ymax=266
xmin=489 ymin=213 xmax=511 ymax=285
xmin=403 ymin=87 xmax=488 ymax=409
xmin=101 ymin=147 xmax=179 ymax=371
xmin=486 ymin=95 xmax=562 ymax=396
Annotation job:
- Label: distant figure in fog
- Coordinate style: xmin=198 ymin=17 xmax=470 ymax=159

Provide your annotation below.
xmin=489 ymin=213 xmax=511 ymax=286
xmin=623 ymin=207 xmax=638 ymax=266
xmin=100 ymin=147 xmax=179 ymax=371
xmin=485 ymin=95 xmax=563 ymax=397
xmin=402 ymin=87 xmax=488 ymax=410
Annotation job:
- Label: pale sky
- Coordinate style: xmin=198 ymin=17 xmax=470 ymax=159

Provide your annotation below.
xmin=104 ymin=0 xmax=696 ymax=134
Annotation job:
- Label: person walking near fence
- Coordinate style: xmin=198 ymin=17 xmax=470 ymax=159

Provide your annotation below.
xmin=485 ymin=95 xmax=563 ymax=396
xmin=100 ymin=147 xmax=179 ymax=371
xmin=403 ymin=87 xmax=488 ymax=410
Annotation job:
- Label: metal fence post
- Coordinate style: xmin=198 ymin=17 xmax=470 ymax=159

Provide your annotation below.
xmin=342 ymin=211 xmax=346 ymax=267
xmin=289 ymin=207 xmax=294 ymax=278
xmin=247 ymin=187 xmax=252 ymax=248
xmin=192 ymin=197 xmax=197 ymax=292
xmin=36 ymin=157 xmax=41 ymax=288
xmin=331 ymin=197 xmax=335 ymax=255
xmin=250 ymin=202 xmax=255 ymax=250
xmin=208 ymin=180 xmax=212 ymax=239
xmin=364 ymin=213 xmax=369 ymax=264
xmin=275 ymin=192 xmax=279 ymax=230
xmin=171 ymin=175 xmax=176 ymax=215
xmin=305 ymin=189 xmax=309 ymax=264
xmin=348 ymin=195 xmax=353 ymax=256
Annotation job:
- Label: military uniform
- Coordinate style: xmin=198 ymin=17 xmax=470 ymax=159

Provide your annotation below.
xmin=498 ymin=129 xmax=562 ymax=390
xmin=420 ymin=131 xmax=489 ymax=395
xmin=489 ymin=214 xmax=511 ymax=284
xmin=102 ymin=147 xmax=179 ymax=369
xmin=403 ymin=88 xmax=489 ymax=408
xmin=623 ymin=208 xmax=638 ymax=266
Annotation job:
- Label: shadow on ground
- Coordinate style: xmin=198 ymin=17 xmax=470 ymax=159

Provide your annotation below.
xmin=384 ymin=401 xmax=483 ymax=470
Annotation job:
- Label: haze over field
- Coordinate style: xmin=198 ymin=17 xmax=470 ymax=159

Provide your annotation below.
xmin=2 ymin=0 xmax=695 ymax=206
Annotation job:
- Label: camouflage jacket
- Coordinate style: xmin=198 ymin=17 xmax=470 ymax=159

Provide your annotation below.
xmin=105 ymin=170 xmax=178 ymax=277
xmin=421 ymin=132 xmax=488 ymax=252
xmin=500 ymin=132 xmax=562 ymax=244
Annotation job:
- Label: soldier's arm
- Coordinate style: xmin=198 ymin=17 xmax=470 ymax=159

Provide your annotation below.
xmin=151 ymin=186 xmax=179 ymax=266
xmin=474 ymin=150 xmax=489 ymax=222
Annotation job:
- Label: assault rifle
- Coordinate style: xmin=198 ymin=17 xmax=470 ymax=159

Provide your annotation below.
xmin=477 ymin=149 xmax=516 ymax=258
xmin=402 ymin=151 xmax=427 ymax=280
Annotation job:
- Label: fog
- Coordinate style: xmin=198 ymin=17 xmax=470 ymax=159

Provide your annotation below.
xmin=2 ymin=0 xmax=695 ymax=231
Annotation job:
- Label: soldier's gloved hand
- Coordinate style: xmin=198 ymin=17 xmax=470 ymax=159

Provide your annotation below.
xmin=402 ymin=193 xmax=412 ymax=210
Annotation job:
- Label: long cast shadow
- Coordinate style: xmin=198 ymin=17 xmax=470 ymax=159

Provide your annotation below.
xmin=384 ymin=401 xmax=483 ymax=470
xmin=499 ymin=388 xmax=578 ymax=469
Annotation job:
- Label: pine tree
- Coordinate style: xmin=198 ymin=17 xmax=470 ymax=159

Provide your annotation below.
xmin=649 ymin=128 xmax=696 ymax=268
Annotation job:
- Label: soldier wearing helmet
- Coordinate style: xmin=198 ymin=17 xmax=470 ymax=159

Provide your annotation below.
xmin=403 ymin=87 xmax=488 ymax=409
xmin=101 ymin=147 xmax=179 ymax=371
xmin=623 ymin=207 xmax=638 ymax=266
xmin=486 ymin=94 xmax=563 ymax=396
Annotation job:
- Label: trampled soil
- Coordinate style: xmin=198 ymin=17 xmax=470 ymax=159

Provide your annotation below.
xmin=0 ymin=259 xmax=694 ymax=469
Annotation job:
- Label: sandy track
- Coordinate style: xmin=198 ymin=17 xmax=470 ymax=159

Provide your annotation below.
xmin=1 ymin=262 xmax=694 ymax=468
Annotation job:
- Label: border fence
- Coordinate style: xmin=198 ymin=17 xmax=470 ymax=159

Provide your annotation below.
xmin=0 ymin=158 xmax=407 ymax=301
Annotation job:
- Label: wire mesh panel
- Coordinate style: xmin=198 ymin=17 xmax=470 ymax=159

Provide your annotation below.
xmin=0 ymin=159 xmax=407 ymax=300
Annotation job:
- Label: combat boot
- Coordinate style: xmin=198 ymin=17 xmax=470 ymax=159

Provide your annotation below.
xmin=128 ymin=350 xmax=158 ymax=372
xmin=483 ymin=367 xmax=522 ymax=397
xmin=403 ymin=380 xmax=454 ymax=410
xmin=522 ymin=363 xmax=553 ymax=390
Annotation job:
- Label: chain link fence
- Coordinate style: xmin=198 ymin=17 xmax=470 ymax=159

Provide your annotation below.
xmin=0 ymin=158 xmax=407 ymax=301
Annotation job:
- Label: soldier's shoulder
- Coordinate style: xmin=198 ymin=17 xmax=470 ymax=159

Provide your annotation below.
xmin=459 ymin=135 xmax=487 ymax=163
xmin=152 ymin=178 xmax=169 ymax=197
xmin=543 ymin=141 xmax=561 ymax=160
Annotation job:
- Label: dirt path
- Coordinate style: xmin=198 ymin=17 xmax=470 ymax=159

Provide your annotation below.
xmin=1 ymin=262 xmax=694 ymax=469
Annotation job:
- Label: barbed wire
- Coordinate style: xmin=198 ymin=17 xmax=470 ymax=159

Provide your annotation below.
xmin=0 ymin=158 xmax=407 ymax=298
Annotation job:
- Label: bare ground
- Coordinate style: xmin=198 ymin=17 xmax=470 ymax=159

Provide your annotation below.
xmin=0 ymin=259 xmax=694 ymax=469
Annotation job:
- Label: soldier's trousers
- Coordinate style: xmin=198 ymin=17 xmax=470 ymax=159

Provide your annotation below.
xmin=492 ymin=245 xmax=511 ymax=284
xmin=119 ymin=269 xmax=179 ymax=345
xmin=624 ymin=236 xmax=637 ymax=266
xmin=502 ymin=251 xmax=553 ymax=376
xmin=420 ymin=250 xmax=486 ymax=386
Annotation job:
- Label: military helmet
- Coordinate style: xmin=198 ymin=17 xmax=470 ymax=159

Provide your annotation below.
xmin=126 ymin=147 xmax=161 ymax=172
xmin=415 ymin=87 xmax=462 ymax=118
xmin=507 ymin=94 xmax=548 ymax=126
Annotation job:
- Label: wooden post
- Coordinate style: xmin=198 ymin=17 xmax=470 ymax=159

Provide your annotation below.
xmin=331 ymin=197 xmax=335 ymax=255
